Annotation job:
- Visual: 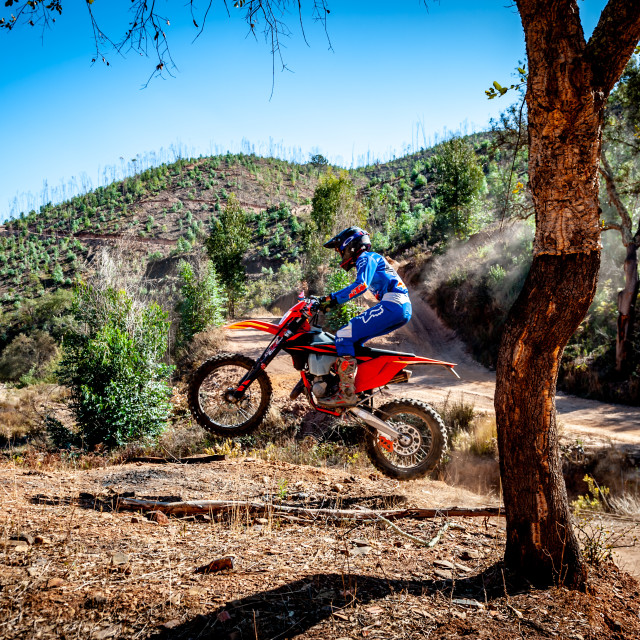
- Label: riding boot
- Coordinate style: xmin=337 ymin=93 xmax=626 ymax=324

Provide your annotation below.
xmin=318 ymin=356 xmax=358 ymax=407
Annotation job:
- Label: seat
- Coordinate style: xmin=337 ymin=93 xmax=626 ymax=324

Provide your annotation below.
xmin=354 ymin=345 xmax=416 ymax=358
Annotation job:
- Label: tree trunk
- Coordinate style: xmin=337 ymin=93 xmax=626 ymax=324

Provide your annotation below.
xmin=497 ymin=0 xmax=605 ymax=588
xmin=616 ymin=242 xmax=639 ymax=373
xmin=495 ymin=253 xmax=598 ymax=587
xmin=497 ymin=0 xmax=640 ymax=587
xmin=599 ymin=153 xmax=638 ymax=373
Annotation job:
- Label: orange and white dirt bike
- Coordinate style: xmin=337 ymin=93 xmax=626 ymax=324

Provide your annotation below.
xmin=188 ymin=296 xmax=459 ymax=480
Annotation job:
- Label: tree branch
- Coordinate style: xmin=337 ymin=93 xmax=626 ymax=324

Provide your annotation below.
xmin=586 ymin=0 xmax=640 ymax=95
xmin=600 ymin=152 xmax=633 ymax=245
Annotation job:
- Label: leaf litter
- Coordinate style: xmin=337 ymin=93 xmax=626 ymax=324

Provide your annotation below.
xmin=0 ymin=457 xmax=639 ymax=639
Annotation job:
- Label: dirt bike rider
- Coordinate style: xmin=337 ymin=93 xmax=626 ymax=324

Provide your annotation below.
xmin=317 ymin=226 xmax=412 ymax=407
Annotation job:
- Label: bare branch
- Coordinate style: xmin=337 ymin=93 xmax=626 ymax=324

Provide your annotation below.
xmin=600 ymin=152 xmax=634 ymax=245
xmin=2 ymin=1 xmax=333 ymax=89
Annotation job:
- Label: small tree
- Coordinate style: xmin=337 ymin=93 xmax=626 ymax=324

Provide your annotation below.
xmin=431 ymin=137 xmax=486 ymax=242
xmin=324 ymin=267 xmax=361 ymax=332
xmin=52 ymin=264 xmax=64 ymax=284
xmin=58 ymin=284 xmax=173 ymax=448
xmin=311 ymin=169 xmax=364 ymax=236
xmin=205 ymin=193 xmax=250 ymax=317
xmin=176 ymin=258 xmax=226 ymax=348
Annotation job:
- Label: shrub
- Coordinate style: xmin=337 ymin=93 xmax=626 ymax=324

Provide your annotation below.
xmin=414 ymin=173 xmax=428 ymax=188
xmin=0 ymin=330 xmax=59 ymax=382
xmin=58 ymin=285 xmax=173 ymax=448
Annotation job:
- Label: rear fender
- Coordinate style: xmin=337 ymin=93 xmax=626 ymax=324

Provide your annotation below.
xmin=355 ymin=354 xmax=459 ymax=392
xmin=355 ymin=357 xmax=406 ymax=393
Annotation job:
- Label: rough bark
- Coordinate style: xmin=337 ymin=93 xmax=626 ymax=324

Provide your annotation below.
xmin=495 ymin=0 xmax=640 ymax=588
xmin=496 ymin=253 xmax=599 ymax=587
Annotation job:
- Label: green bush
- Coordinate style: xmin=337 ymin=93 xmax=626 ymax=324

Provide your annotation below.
xmin=58 ymin=285 xmax=173 ymax=448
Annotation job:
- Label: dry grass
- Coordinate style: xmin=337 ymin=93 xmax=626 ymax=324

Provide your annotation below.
xmin=451 ymin=415 xmax=498 ymax=458
xmin=0 ymin=384 xmax=69 ymax=444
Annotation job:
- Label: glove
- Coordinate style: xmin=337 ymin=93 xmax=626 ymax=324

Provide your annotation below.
xmin=318 ymin=295 xmax=335 ymax=313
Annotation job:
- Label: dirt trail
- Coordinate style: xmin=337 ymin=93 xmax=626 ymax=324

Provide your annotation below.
xmin=227 ymin=292 xmax=640 ymax=446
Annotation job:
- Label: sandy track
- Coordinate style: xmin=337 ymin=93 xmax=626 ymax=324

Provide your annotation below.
xmin=225 ymin=293 xmax=640 ymax=446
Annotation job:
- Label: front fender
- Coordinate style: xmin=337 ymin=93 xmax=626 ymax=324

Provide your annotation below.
xmin=225 ymin=320 xmax=281 ymax=335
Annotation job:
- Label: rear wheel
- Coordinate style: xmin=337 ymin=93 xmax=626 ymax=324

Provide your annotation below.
xmin=188 ymin=353 xmax=272 ymax=436
xmin=364 ymin=399 xmax=447 ymax=480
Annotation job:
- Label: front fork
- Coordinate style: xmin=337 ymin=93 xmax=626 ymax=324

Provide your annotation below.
xmin=229 ymin=321 xmax=301 ymax=401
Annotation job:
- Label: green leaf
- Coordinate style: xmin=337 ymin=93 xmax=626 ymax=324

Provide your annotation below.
xmin=492 ymin=81 xmax=503 ymax=91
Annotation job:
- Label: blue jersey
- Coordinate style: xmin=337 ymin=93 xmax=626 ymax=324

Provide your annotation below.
xmin=332 ymin=252 xmax=409 ymax=305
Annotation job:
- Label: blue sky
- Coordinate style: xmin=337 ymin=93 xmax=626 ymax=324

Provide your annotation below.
xmin=0 ymin=0 xmax=608 ymax=220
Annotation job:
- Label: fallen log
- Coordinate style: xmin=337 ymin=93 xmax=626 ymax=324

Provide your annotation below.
xmin=128 ymin=454 xmax=226 ymax=464
xmin=114 ymin=497 xmax=504 ymax=521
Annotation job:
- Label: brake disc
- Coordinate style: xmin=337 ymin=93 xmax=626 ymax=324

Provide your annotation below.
xmin=392 ymin=423 xmax=422 ymax=456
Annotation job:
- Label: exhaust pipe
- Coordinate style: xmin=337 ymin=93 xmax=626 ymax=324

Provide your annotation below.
xmin=347 ymin=406 xmax=400 ymax=441
xmin=389 ymin=370 xmax=412 ymax=385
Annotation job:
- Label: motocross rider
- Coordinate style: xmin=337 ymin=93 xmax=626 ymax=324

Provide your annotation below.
xmin=318 ymin=226 xmax=412 ymax=407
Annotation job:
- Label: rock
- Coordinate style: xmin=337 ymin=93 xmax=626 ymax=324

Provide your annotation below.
xmin=195 ymin=556 xmax=235 ymax=574
xmin=8 ymin=542 xmax=29 ymax=553
xmin=452 ymin=598 xmax=485 ymax=609
xmin=255 ymin=517 xmax=269 ymax=525
xmin=147 ymin=511 xmax=169 ymax=525
xmin=160 ymin=619 xmax=181 ymax=631
xmin=93 ymin=624 xmax=120 ymax=639
xmin=365 ymin=606 xmax=384 ymax=615
xmin=110 ymin=552 xmax=130 ymax=566
xmin=47 ymin=577 xmax=66 ymax=589
xmin=26 ymin=567 xmax=40 ymax=577
xmin=433 ymin=559 xmax=455 ymax=570
xmin=352 ymin=539 xmax=370 ymax=547
xmin=434 ymin=569 xmax=453 ymax=580
xmin=187 ymin=587 xmax=207 ymax=597
xmin=168 ymin=593 xmax=181 ymax=606
xmin=11 ymin=533 xmax=34 ymax=545
xmin=217 ymin=610 xmax=231 ymax=623
xmin=330 ymin=483 xmax=344 ymax=493
xmin=343 ymin=546 xmax=371 ymax=557
xmin=458 ymin=548 xmax=479 ymax=561
xmin=130 ymin=517 xmax=140 ymax=524
xmin=262 ymin=476 xmax=271 ymax=485
xmin=85 ymin=591 xmax=108 ymax=609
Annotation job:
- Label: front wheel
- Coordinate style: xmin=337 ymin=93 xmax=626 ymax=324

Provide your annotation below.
xmin=364 ymin=399 xmax=447 ymax=480
xmin=188 ymin=353 xmax=272 ymax=436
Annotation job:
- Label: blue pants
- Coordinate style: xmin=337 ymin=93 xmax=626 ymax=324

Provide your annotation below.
xmin=335 ymin=301 xmax=412 ymax=357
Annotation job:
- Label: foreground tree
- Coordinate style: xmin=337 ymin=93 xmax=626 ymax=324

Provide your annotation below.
xmin=494 ymin=2 xmax=640 ymax=587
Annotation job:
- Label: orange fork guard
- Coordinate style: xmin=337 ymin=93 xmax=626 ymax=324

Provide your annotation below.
xmin=225 ymin=320 xmax=281 ymax=335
